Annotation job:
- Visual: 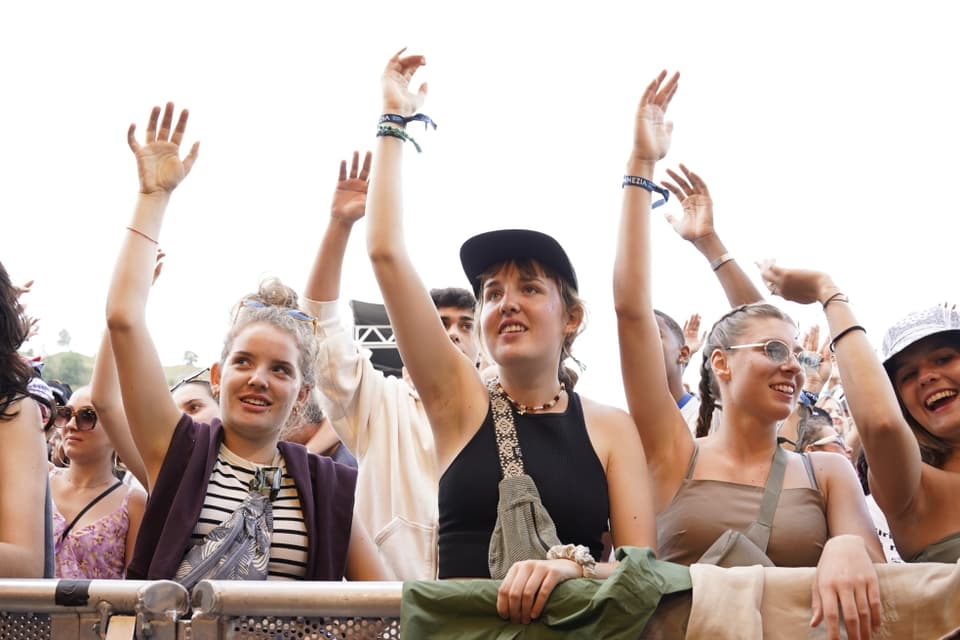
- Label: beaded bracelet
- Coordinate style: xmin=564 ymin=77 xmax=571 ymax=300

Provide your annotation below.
xmin=829 ymin=324 xmax=866 ymax=353
xmin=376 ymin=124 xmax=422 ymax=153
xmin=546 ymin=543 xmax=597 ymax=578
xmin=379 ymin=113 xmax=438 ymax=130
xmin=622 ymin=175 xmax=670 ymax=209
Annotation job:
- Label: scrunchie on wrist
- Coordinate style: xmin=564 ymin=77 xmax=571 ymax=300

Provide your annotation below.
xmin=546 ymin=543 xmax=597 ymax=578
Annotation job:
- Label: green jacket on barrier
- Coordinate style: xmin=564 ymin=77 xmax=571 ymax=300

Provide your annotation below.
xmin=401 ymin=547 xmax=692 ymax=639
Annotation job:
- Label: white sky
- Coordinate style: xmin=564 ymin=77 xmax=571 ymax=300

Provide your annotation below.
xmin=2 ymin=1 xmax=956 ymax=410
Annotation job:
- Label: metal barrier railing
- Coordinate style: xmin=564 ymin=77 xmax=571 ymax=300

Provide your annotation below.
xmin=188 ymin=580 xmax=402 ymax=640
xmin=0 ymin=579 xmax=188 ymax=640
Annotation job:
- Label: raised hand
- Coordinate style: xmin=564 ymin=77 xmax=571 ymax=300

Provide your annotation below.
xmin=683 ymin=312 xmax=706 ymax=355
xmin=127 ymin=102 xmax=200 ymax=196
xmin=14 ymin=280 xmax=33 ymax=300
xmin=758 ymin=260 xmax=834 ymax=305
xmin=381 ymin=48 xmax=427 ymax=116
xmin=631 ymin=70 xmax=680 ymax=164
xmin=25 ymin=317 xmax=39 ymax=341
xmin=662 ymin=164 xmax=717 ymax=245
xmin=331 ymin=151 xmax=371 ymax=225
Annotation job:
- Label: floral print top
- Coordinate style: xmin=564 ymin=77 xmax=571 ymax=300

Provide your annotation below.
xmin=52 ymin=483 xmax=131 ymax=579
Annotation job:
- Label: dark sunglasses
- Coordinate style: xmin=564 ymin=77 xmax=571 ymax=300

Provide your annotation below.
xmin=55 ymin=406 xmax=98 ymax=431
xmin=725 ymin=339 xmax=821 ymax=369
xmin=170 ymin=367 xmax=211 ymax=393
xmin=237 ymin=299 xmax=318 ymax=335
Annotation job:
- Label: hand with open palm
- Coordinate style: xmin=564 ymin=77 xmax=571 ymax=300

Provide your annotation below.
xmin=127 ymin=102 xmax=199 ymax=196
xmin=331 ymin=151 xmax=371 ymax=225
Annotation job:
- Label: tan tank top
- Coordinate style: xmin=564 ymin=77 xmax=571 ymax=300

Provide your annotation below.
xmin=656 ymin=446 xmax=828 ymax=567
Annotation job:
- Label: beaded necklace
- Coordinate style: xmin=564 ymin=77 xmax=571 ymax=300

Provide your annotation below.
xmin=496 ymin=382 xmax=566 ymax=415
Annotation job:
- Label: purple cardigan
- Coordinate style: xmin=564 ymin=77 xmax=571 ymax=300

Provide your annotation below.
xmin=127 ymin=414 xmax=357 ymax=581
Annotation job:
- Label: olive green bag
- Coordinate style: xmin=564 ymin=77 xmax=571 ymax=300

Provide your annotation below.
xmin=696 ymin=446 xmax=787 ymax=568
xmin=486 ymin=379 xmax=563 ymax=580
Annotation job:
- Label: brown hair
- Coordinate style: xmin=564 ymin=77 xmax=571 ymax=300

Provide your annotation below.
xmin=696 ymin=303 xmax=796 ymax=437
xmin=885 ymin=334 xmax=959 ymax=468
xmin=477 ymin=258 xmax=585 ymax=390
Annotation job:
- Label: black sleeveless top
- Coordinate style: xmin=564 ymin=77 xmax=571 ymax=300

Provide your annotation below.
xmin=437 ymin=391 xmax=609 ymax=578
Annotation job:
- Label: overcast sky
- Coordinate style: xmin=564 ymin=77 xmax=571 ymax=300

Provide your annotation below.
xmin=2 ymin=1 xmax=956 ymax=409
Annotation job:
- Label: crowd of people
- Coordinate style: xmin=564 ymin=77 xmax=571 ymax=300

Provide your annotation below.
xmin=2 ymin=50 xmax=958 ymax=638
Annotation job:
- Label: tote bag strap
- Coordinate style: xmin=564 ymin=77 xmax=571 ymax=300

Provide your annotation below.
xmin=487 ymin=377 xmax=525 ymax=478
xmin=745 ymin=446 xmax=789 ymax=552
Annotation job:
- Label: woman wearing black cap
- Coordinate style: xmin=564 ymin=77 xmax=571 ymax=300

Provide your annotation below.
xmin=366 ymin=49 xmax=656 ymax=624
xmin=763 ymin=263 xmax=960 ymax=564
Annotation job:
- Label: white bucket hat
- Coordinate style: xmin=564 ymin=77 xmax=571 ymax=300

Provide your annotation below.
xmin=882 ymin=305 xmax=960 ymax=365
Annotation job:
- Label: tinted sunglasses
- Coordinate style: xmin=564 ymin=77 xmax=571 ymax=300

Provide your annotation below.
xmin=237 ymin=299 xmax=318 ymax=335
xmin=170 ymin=367 xmax=211 ymax=393
xmin=55 ymin=406 xmax=98 ymax=431
xmin=725 ymin=339 xmax=821 ymax=369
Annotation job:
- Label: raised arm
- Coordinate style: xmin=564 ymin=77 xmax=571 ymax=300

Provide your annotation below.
xmin=304 ymin=151 xmax=371 ymax=303
xmin=105 ymin=103 xmax=199 ymax=491
xmin=365 ymin=50 xmax=484 ymax=458
xmin=661 ymin=164 xmax=765 ymax=307
xmin=761 ymin=264 xmax=922 ymax=519
xmin=613 ymin=71 xmax=692 ymax=484
xmin=90 ymin=331 xmax=148 ymax=488
xmin=90 ymin=250 xmax=167 ymax=490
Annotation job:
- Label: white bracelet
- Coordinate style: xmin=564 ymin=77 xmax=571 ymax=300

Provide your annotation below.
xmin=546 ymin=544 xmax=597 ymax=578
xmin=709 ymin=253 xmax=734 ymax=272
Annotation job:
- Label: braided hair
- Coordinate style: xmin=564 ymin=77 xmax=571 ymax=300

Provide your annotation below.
xmin=695 ymin=303 xmax=796 ymax=437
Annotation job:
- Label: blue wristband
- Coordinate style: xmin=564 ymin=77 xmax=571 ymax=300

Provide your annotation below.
xmin=379 ymin=113 xmax=438 ymax=130
xmin=622 ymin=175 xmax=670 ymax=209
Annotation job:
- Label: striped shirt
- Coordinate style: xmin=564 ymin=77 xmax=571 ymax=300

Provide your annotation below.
xmin=191 ymin=445 xmax=309 ymax=580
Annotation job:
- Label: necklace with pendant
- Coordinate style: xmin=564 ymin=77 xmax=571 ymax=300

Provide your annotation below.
xmin=497 ymin=382 xmax=565 ymax=415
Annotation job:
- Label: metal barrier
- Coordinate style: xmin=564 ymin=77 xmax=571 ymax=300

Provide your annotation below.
xmin=0 ymin=579 xmax=188 ymax=640
xmin=188 ymin=580 xmax=402 ymax=640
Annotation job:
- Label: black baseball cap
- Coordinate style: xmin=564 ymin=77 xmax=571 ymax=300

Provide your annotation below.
xmin=459 ymin=229 xmax=578 ymax=296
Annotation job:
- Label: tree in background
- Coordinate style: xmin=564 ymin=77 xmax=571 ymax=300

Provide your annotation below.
xmin=183 ymin=350 xmax=198 ymax=367
xmin=57 ymin=329 xmax=71 ymax=350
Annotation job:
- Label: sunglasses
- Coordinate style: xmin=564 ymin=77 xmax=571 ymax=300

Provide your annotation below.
xmin=170 ymin=367 xmax=211 ymax=393
xmin=725 ymin=339 xmax=821 ymax=369
xmin=811 ymin=433 xmax=846 ymax=449
xmin=55 ymin=406 xmax=98 ymax=431
xmin=238 ymin=299 xmax=318 ymax=335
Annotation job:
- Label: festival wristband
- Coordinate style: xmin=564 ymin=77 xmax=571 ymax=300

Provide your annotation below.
xmin=379 ymin=113 xmax=438 ymax=130
xmin=622 ymin=175 xmax=670 ymax=208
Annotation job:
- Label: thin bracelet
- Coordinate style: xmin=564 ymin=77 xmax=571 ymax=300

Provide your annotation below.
xmin=829 ymin=325 xmax=866 ymax=353
xmin=376 ymin=124 xmax=422 ymax=153
xmin=822 ymin=292 xmax=850 ymax=310
xmin=710 ymin=253 xmax=734 ymax=272
xmin=622 ymin=175 xmax=670 ymax=209
xmin=126 ymin=226 xmax=158 ymax=245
